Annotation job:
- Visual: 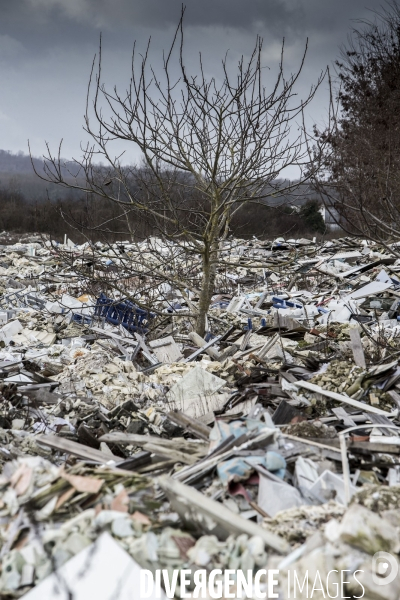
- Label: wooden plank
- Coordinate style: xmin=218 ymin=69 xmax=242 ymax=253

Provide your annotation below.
xmin=387 ymin=390 xmax=400 ymax=408
xmin=363 ymin=413 xmax=399 ymax=437
xmin=37 ymin=434 xmax=119 ymax=463
xmin=219 ymin=325 xmax=237 ymax=342
xmin=99 ymin=432 xmax=207 ymax=456
xmin=280 ymin=371 xmax=299 ymax=384
xmin=257 ymin=333 xmax=279 ymax=359
xmin=134 ymin=333 xmax=159 ymax=365
xmin=148 ymin=336 xmax=182 ymax=363
xmin=188 ymin=332 xmax=221 ymax=361
xmin=91 ymin=326 xmax=136 ymax=343
xmin=283 ymin=434 xmax=400 ymax=455
xmin=99 ymin=432 xmax=172 ymax=445
xmin=255 ymin=290 xmax=269 ymax=309
xmin=166 ymin=411 xmax=211 ymax=441
xmin=239 ymin=329 xmax=252 ymax=352
xmin=115 ymin=451 xmax=152 ymax=471
xmin=236 ymin=343 xmax=264 ymax=358
xmin=351 ymin=442 xmax=400 ymax=454
xmin=293 ymin=380 xmax=393 ymax=416
xmin=349 ymin=326 xmax=366 ymax=368
xmin=140 ymin=443 xmax=199 ymax=465
xmin=281 ymin=433 xmax=341 ymax=455
xmin=332 ymin=407 xmax=357 ymax=427
xmin=158 ymin=476 xmax=290 ymax=554
xmin=19 ymin=382 xmax=59 ymax=391
xmin=183 ymin=335 xmax=222 ymax=363
xmin=218 ymin=344 xmax=239 ymax=361
xmin=138 ymin=459 xmax=178 ymax=474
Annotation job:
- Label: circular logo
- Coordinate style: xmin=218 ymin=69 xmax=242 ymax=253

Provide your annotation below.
xmin=372 ymin=552 xmax=399 ymax=586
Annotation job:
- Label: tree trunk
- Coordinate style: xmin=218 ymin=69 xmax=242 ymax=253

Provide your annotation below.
xmin=195 ymin=243 xmax=218 ymax=336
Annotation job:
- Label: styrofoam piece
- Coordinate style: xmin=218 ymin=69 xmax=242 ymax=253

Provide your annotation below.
xmin=0 ymin=320 xmax=23 ymax=344
xmin=309 ymin=470 xmax=356 ymax=505
xmin=343 ymin=280 xmax=392 ymax=300
xmin=23 ymin=532 xmax=166 ymax=600
xmin=45 ymin=301 xmax=63 ymax=314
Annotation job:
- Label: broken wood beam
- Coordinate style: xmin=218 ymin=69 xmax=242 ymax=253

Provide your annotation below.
xmin=188 ymin=331 xmax=221 ymax=360
xmin=293 ymin=380 xmax=393 ymax=416
xmin=37 ymin=434 xmax=119 ymax=463
xmin=183 ymin=335 xmax=222 ymax=363
xmin=166 ymin=410 xmax=211 ymax=441
xmin=349 ymin=325 xmax=366 ymax=368
xmin=157 ymin=476 xmax=290 ymax=554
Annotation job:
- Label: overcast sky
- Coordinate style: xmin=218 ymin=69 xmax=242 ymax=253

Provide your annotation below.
xmin=0 ymin=0 xmax=386 ymax=165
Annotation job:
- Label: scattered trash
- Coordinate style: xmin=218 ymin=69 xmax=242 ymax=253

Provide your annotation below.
xmin=1 ymin=233 xmax=400 ymax=596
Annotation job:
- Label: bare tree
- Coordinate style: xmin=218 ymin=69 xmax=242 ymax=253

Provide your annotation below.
xmin=32 ymin=10 xmax=327 ymax=336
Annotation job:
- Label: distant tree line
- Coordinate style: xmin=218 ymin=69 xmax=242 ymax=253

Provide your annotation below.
xmin=0 ymin=151 xmax=326 ymax=242
xmin=0 ymin=179 xmax=325 ymax=243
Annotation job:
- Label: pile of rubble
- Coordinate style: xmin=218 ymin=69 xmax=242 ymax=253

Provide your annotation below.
xmin=1 ymin=233 xmax=400 ymax=598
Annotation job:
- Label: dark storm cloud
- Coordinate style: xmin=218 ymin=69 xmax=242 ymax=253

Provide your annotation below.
xmin=1 ymin=0 xmax=299 ymax=36
xmin=0 ymin=0 xmax=379 ymax=47
xmin=18 ymin=0 xmax=377 ymax=32
xmin=0 ymin=0 xmax=386 ymax=160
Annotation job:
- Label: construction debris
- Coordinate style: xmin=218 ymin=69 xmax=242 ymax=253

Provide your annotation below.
xmin=2 ymin=233 xmax=400 ymax=597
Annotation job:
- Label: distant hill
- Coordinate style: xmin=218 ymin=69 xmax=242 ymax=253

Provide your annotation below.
xmin=0 ymin=150 xmax=336 ymax=222
xmin=0 ymin=150 xmax=84 ymax=201
xmin=0 ymin=150 xmax=43 ymax=174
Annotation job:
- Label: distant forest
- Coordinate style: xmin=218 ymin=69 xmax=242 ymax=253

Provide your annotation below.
xmin=0 ymin=150 xmax=327 ymax=242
